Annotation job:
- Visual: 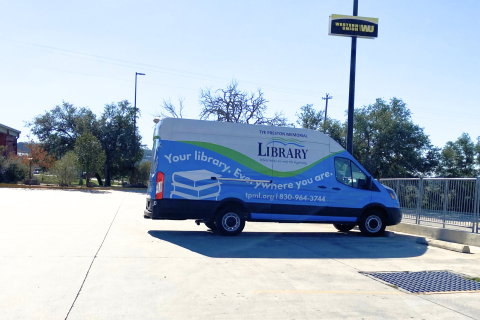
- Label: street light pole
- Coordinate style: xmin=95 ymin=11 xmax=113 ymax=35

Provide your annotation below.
xmin=134 ymin=72 xmax=145 ymax=133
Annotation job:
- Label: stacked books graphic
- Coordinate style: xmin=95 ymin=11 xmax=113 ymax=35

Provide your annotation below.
xmin=170 ymin=170 xmax=222 ymax=200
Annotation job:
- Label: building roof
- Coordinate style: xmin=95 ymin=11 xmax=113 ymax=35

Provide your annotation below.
xmin=0 ymin=123 xmax=21 ymax=137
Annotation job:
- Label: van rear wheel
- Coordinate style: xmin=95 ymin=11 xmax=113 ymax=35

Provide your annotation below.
xmin=333 ymin=224 xmax=355 ymax=232
xmin=215 ymin=208 xmax=245 ymax=236
xmin=359 ymin=210 xmax=386 ymax=237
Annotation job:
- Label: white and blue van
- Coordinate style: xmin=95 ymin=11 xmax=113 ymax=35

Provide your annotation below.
xmin=144 ymin=118 xmax=401 ymax=237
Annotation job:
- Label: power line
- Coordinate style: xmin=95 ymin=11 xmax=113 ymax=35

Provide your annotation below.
xmin=0 ymin=37 xmax=351 ymax=99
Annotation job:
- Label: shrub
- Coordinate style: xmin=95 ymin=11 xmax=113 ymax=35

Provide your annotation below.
xmin=0 ymin=160 xmax=28 ymax=183
xmin=135 ymin=161 xmax=151 ymax=185
xmin=53 ymin=151 xmax=78 ymax=186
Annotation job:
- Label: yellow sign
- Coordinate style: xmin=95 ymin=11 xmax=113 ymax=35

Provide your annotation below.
xmin=329 ymin=14 xmax=378 ymax=39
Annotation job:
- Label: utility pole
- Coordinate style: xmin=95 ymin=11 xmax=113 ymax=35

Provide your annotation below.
xmin=346 ymin=0 xmax=358 ymax=155
xmin=322 ymin=93 xmax=333 ymax=124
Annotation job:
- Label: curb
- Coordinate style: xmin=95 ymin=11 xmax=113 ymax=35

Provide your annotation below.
xmin=387 ymin=223 xmax=480 ymax=247
xmin=416 ymin=237 xmax=471 ymax=254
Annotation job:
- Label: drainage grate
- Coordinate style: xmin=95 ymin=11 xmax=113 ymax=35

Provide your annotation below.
xmin=362 ymin=271 xmax=480 ymax=294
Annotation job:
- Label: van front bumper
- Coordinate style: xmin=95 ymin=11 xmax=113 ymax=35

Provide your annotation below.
xmin=386 ymin=207 xmax=402 ymax=226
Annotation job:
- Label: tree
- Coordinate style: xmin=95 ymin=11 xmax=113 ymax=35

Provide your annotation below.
xmin=98 ymin=100 xmax=143 ymax=186
xmin=475 ymin=136 xmax=480 ymax=167
xmin=351 ymin=98 xmax=439 ymax=178
xmin=437 ymin=133 xmax=478 ymax=177
xmin=296 ymin=104 xmax=323 ymax=130
xmin=75 ymin=131 xmax=106 ymax=186
xmin=134 ymin=161 xmax=151 ymax=186
xmin=21 ymin=140 xmax=55 ymax=180
xmin=53 ymin=151 xmax=78 ymax=186
xmin=296 ymin=104 xmax=346 ymax=148
xmin=0 ymin=147 xmax=28 ymax=183
xmin=157 ymin=97 xmax=185 ymax=119
xmin=199 ymin=80 xmax=290 ymax=126
xmin=27 ymin=101 xmax=98 ymax=158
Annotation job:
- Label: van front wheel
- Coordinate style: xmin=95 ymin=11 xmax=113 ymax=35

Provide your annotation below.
xmin=333 ymin=224 xmax=355 ymax=232
xmin=215 ymin=208 xmax=245 ymax=236
xmin=204 ymin=221 xmax=217 ymax=231
xmin=359 ymin=210 xmax=386 ymax=237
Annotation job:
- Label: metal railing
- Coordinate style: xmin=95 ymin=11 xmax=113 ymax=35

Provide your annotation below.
xmin=379 ymin=178 xmax=480 ymax=233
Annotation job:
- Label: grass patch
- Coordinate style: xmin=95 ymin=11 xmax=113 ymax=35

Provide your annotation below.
xmin=32 ymin=173 xmax=59 ymax=184
xmin=464 ymin=277 xmax=480 ymax=282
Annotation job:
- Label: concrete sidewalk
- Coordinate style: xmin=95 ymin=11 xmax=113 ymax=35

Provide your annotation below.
xmin=1 ymin=188 xmax=479 ymax=319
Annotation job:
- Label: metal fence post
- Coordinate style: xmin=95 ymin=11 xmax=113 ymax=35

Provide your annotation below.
xmin=475 ymin=178 xmax=480 ymax=233
xmin=443 ymin=180 xmax=449 ymax=229
xmin=416 ymin=178 xmax=422 ymax=225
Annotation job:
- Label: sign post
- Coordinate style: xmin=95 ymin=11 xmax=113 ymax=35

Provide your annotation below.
xmin=328 ymin=1 xmax=378 ymax=155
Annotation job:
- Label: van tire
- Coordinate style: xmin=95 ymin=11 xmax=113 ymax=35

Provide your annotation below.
xmin=215 ymin=208 xmax=245 ymax=236
xmin=333 ymin=224 xmax=355 ymax=232
xmin=204 ymin=221 xmax=217 ymax=231
xmin=359 ymin=210 xmax=386 ymax=237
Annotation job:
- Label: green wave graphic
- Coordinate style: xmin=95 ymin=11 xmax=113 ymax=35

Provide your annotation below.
xmin=180 ymin=141 xmax=342 ymax=178
xmin=268 ymin=137 xmax=303 ymax=143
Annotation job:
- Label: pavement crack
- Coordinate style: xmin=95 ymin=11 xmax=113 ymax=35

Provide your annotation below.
xmin=417 ymin=295 xmax=477 ymax=320
xmin=64 ymin=198 xmax=124 ymax=320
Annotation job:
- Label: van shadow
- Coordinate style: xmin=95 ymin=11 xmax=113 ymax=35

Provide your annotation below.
xmin=148 ymin=230 xmax=428 ymax=259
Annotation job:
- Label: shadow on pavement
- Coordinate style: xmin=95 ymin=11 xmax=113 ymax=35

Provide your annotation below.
xmin=148 ymin=230 xmax=428 ymax=259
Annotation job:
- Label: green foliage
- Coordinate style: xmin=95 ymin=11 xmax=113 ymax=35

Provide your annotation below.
xmin=34 ymin=173 xmax=59 ymax=184
xmin=351 ymin=98 xmax=439 ymax=178
xmin=75 ymin=131 xmax=106 ymax=185
xmin=134 ymin=161 xmax=151 ymax=185
xmin=0 ymin=154 xmax=28 ymax=183
xmin=295 ymin=104 xmax=346 ymax=148
xmin=27 ymin=101 xmax=98 ymax=158
xmin=27 ymin=100 xmax=143 ymax=186
xmin=53 ymin=151 xmax=78 ymax=186
xmin=296 ymin=104 xmax=323 ymax=130
xmin=437 ymin=133 xmax=478 ymax=177
xmin=98 ymin=100 xmax=143 ymax=185
xmin=296 ymin=98 xmax=439 ymax=178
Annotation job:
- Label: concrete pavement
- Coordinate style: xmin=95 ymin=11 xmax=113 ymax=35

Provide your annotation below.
xmin=0 ymin=188 xmax=479 ymax=319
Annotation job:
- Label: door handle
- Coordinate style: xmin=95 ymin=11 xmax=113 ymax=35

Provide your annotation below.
xmin=332 ymin=187 xmax=341 ymax=190
xmin=318 ymin=186 xmax=327 ymax=189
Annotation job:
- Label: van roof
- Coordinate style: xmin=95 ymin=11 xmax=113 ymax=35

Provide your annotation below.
xmin=159 ymin=118 xmax=344 ymax=151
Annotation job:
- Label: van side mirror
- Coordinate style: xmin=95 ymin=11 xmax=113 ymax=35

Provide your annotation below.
xmin=357 ymin=179 xmax=367 ymax=189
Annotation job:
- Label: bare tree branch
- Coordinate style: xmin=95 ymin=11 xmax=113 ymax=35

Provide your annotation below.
xmin=157 ymin=97 xmax=185 ymax=118
xmin=199 ymin=80 xmax=292 ymax=127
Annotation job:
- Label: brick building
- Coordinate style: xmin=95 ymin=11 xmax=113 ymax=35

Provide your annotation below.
xmin=0 ymin=123 xmax=21 ymax=156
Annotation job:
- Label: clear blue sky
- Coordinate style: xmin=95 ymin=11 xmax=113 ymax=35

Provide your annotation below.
xmin=1 ymin=0 xmax=478 ymax=149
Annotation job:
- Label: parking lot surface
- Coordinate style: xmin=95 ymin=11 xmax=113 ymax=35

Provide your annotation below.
xmin=1 ymin=188 xmax=479 ymax=320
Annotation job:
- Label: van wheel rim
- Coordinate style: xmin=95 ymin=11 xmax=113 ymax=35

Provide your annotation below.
xmin=365 ymin=215 xmax=382 ymax=233
xmin=222 ymin=213 xmax=240 ymax=231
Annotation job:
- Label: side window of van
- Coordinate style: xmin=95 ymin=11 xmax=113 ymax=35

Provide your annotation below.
xmin=335 ymin=158 xmax=352 ymax=186
xmin=334 ymin=158 xmax=368 ymax=189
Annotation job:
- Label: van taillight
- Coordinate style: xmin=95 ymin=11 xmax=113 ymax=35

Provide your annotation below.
xmin=155 ymin=172 xmax=164 ymax=199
